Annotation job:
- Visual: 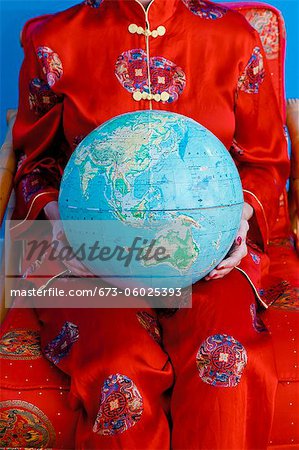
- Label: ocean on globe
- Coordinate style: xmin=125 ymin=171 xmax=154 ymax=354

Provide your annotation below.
xmin=58 ymin=110 xmax=244 ymax=289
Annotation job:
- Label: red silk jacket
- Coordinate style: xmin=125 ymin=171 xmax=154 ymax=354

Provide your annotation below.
xmin=12 ymin=0 xmax=289 ymax=251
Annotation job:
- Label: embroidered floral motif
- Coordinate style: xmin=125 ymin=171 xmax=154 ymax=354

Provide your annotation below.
xmin=249 ymin=251 xmax=260 ymax=264
xmin=181 ymin=0 xmax=227 ymax=19
xmin=259 ymin=281 xmax=299 ymax=310
xmin=84 ymin=0 xmax=103 ymax=7
xmin=21 ymin=170 xmax=45 ymax=204
xmin=0 ymin=400 xmax=56 ymax=448
xmin=37 ymin=46 xmax=63 ymax=87
xmin=29 ymin=78 xmax=62 ymax=115
xmin=238 ymin=47 xmax=265 ymax=94
xmin=150 ymin=56 xmax=186 ymax=102
xmin=115 ymin=49 xmax=186 ymax=103
xmin=93 ymin=374 xmax=143 ymax=435
xmin=136 ymin=311 xmax=162 ymax=344
xmin=44 ymin=322 xmax=79 ymax=364
xmin=245 ymin=9 xmax=279 ymax=60
xmin=116 ymin=49 xmax=149 ymax=93
xmin=0 ymin=329 xmax=42 ymax=360
xmin=17 ymin=153 xmax=44 ymax=204
xmin=250 ymin=303 xmax=267 ymax=332
xmin=196 ymin=334 xmax=247 ymax=387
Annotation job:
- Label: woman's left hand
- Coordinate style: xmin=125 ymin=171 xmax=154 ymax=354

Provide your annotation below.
xmin=205 ymin=202 xmax=254 ymax=281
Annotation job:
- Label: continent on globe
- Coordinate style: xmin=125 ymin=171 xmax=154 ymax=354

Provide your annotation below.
xmin=141 ymin=214 xmax=200 ymax=273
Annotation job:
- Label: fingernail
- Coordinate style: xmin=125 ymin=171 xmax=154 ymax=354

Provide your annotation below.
xmin=236 ymin=236 xmax=242 ymax=246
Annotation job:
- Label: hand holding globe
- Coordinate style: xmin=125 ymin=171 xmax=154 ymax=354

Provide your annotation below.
xmin=204 ymin=202 xmax=253 ymax=280
xmin=45 ymin=111 xmax=250 ymax=288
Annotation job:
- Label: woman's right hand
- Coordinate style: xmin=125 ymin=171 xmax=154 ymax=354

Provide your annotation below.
xmin=44 ymin=201 xmax=93 ymax=276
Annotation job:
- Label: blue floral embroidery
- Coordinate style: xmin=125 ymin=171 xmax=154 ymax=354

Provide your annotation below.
xmin=36 ymin=46 xmax=63 ymax=87
xmin=93 ymin=374 xmax=143 ymax=435
xmin=115 ymin=49 xmax=186 ymax=103
xmin=150 ymin=56 xmax=186 ymax=102
xmin=115 ymin=49 xmax=149 ymax=94
xmin=250 ymin=251 xmax=260 ymax=264
xmin=237 ymin=47 xmax=265 ymax=94
xmin=181 ymin=0 xmax=227 ymax=20
xmin=84 ymin=0 xmax=103 ymax=7
xmin=196 ymin=334 xmax=247 ymax=387
xmin=44 ymin=322 xmax=79 ymax=365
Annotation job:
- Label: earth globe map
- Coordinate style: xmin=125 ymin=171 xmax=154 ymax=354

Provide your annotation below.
xmin=58 ymin=111 xmax=243 ymax=289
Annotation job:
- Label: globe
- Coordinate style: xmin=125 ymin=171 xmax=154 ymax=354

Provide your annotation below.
xmin=58 ymin=111 xmax=243 ymax=289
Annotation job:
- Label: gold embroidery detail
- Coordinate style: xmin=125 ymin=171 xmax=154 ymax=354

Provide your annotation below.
xmin=0 ymin=400 xmax=56 ymax=447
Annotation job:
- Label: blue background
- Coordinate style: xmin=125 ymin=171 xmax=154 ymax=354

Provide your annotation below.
xmin=0 ymin=0 xmax=298 ymax=141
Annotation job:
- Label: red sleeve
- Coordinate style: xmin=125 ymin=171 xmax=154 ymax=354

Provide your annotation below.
xmin=232 ymin=29 xmax=290 ymax=250
xmin=12 ymin=19 xmax=67 ymax=222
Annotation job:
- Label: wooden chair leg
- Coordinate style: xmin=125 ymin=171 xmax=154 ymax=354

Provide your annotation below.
xmin=0 ymin=109 xmax=17 ymax=227
xmin=0 ymin=109 xmax=17 ymax=323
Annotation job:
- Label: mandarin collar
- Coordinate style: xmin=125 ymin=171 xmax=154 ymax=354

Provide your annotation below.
xmin=110 ymin=0 xmax=181 ymax=25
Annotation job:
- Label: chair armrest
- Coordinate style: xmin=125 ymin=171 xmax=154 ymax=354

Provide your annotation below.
xmin=287 ymin=99 xmax=299 ymax=252
xmin=0 ymin=109 xmax=17 ymax=226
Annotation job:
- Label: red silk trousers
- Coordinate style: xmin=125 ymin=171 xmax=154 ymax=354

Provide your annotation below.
xmin=34 ymin=268 xmax=276 ymax=450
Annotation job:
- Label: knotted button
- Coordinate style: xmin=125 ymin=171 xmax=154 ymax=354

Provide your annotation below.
xmin=157 ymin=26 xmax=166 ymax=36
xmin=133 ymin=91 xmax=169 ymax=102
xmin=128 ymin=23 xmax=166 ymax=38
xmin=160 ymin=91 xmax=170 ymax=102
xmin=128 ymin=23 xmax=138 ymax=34
xmin=133 ymin=91 xmax=143 ymax=101
xmin=133 ymin=91 xmax=157 ymax=102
